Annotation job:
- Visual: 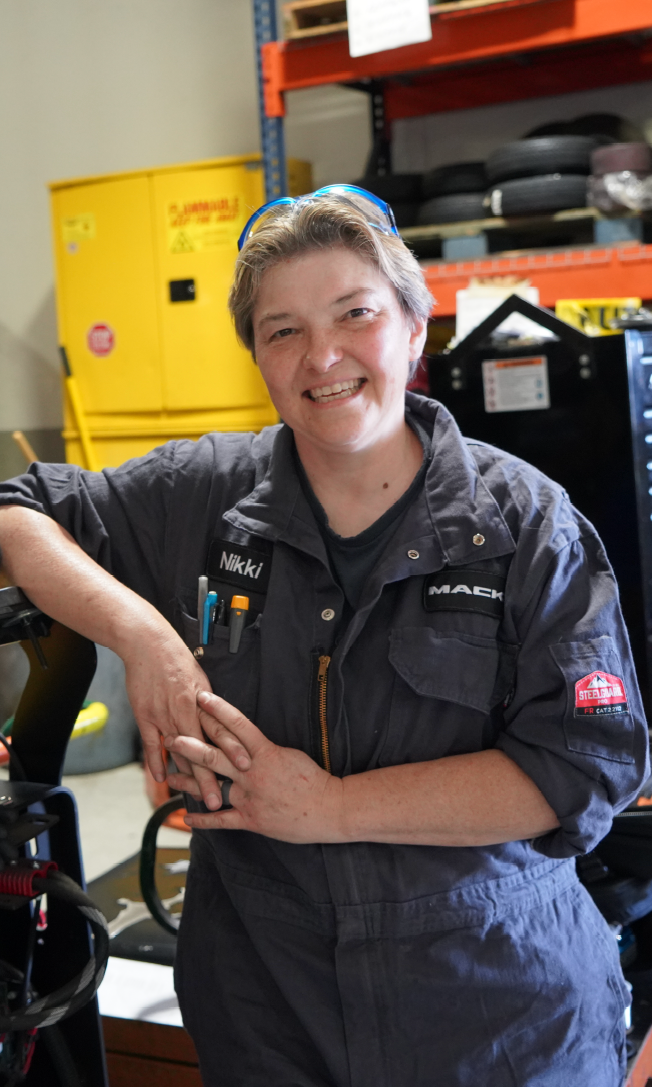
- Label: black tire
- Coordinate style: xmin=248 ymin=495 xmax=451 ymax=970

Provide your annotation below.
xmin=488 ymin=174 xmax=588 ymax=216
xmin=421 ymin=161 xmax=487 ymax=199
xmin=486 ymin=136 xmax=598 ymax=184
xmin=354 ymin=173 xmax=422 ymax=202
xmin=591 ymin=142 xmax=652 ymax=176
xmin=525 ymin=121 xmax=570 ymax=138
xmin=568 ymin=112 xmax=643 ymax=144
xmin=389 ymin=201 xmax=420 ymax=228
xmin=417 ymin=191 xmax=487 ymax=225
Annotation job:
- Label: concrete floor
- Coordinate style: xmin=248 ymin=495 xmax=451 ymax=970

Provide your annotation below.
xmin=0 ymin=760 xmax=190 ymax=881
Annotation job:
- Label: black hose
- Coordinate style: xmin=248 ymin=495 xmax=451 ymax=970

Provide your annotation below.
xmin=0 ymin=870 xmax=108 ymax=1032
xmin=139 ymin=795 xmax=185 ymax=937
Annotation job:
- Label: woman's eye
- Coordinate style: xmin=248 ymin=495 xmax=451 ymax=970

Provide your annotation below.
xmin=348 ymin=307 xmax=371 ymax=319
xmin=271 ymin=327 xmax=295 ymax=340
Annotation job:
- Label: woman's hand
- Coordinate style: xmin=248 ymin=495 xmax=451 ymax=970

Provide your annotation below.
xmin=118 ymin=622 xmax=229 ymax=809
xmin=165 ymin=692 xmax=345 ymax=844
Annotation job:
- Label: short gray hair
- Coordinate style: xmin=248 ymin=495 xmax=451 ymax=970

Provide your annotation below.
xmin=228 ymin=194 xmax=433 ymax=377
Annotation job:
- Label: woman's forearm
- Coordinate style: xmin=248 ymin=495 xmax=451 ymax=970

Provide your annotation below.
xmin=338 ymin=749 xmax=559 ymax=846
xmin=0 ymin=505 xmax=167 ymax=654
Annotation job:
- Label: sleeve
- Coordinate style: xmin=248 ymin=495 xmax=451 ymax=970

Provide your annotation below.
xmin=0 ymin=443 xmax=180 ymax=611
xmin=495 ymin=526 xmax=650 ymax=859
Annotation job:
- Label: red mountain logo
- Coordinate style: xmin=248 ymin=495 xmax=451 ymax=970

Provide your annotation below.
xmin=574 ymin=671 xmax=628 ymax=717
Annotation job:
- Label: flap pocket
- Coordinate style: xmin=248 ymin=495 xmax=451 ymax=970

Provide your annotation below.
xmin=178 ymin=606 xmax=260 ymax=721
xmin=389 ymin=628 xmax=516 ymax=714
xmin=550 ymin=636 xmax=635 ymax=764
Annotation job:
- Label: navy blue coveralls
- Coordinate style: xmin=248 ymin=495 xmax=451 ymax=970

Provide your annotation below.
xmin=0 ymin=392 xmax=648 ymax=1087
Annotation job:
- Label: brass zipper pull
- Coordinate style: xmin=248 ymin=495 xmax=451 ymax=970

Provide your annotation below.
xmin=317 ymin=654 xmax=331 ymax=773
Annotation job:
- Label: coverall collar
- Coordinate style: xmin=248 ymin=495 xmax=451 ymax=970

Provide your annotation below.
xmin=224 ymin=393 xmax=516 ymax=569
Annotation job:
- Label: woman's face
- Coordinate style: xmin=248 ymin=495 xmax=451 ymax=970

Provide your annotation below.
xmin=252 ymin=247 xmax=427 ymax=457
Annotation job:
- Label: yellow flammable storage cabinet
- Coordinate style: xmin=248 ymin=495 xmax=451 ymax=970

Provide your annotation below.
xmin=50 ymin=155 xmax=312 ymax=468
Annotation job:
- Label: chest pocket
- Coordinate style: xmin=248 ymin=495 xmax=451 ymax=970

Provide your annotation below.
xmin=380 ymin=627 xmax=518 ymax=765
xmin=180 ymin=609 xmax=261 ymax=722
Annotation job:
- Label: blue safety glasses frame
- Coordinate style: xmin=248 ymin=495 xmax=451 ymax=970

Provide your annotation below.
xmin=237 ymin=184 xmax=399 ymax=251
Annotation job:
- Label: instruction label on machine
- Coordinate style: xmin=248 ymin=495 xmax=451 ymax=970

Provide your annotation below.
xmin=482 ymin=356 xmax=550 ymax=413
xmin=168 ymin=197 xmax=241 ymax=253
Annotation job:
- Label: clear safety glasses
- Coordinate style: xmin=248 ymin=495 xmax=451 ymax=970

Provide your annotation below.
xmin=237 ymin=184 xmax=399 ymax=251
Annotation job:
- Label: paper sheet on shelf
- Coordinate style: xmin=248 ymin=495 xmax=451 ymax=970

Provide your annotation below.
xmin=98 ymin=956 xmax=182 ymax=1027
xmin=347 ymin=0 xmax=432 ymax=59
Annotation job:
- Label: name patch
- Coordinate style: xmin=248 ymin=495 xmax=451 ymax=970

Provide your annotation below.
xmin=207 ymin=537 xmax=272 ymax=595
xmin=423 ymin=568 xmax=506 ymax=618
xmin=574 ymin=671 xmax=629 ymax=717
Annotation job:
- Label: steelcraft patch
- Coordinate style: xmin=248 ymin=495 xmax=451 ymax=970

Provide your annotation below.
xmin=207 ymin=537 xmax=272 ymax=595
xmin=423 ymin=568 xmax=506 ymax=618
xmin=574 ymin=671 xmax=629 ymax=717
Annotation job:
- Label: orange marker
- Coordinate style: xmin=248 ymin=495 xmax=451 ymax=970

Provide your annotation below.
xmin=229 ymin=595 xmax=249 ymax=654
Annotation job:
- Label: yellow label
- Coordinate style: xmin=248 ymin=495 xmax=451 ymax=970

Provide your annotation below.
xmin=167 ymin=196 xmax=242 ymax=253
xmin=62 ymin=212 xmax=96 ymax=244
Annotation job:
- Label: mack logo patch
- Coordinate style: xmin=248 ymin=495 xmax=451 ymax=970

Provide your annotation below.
xmin=423 ymin=568 xmax=506 ymax=618
xmin=207 ymin=537 xmax=272 ymax=595
xmin=574 ymin=671 xmax=629 ymax=717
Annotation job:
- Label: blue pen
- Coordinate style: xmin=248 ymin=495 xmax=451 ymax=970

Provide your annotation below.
xmin=202 ymin=591 xmax=218 ymax=645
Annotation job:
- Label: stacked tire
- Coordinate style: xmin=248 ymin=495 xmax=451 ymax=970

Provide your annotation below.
xmin=417 ymin=162 xmax=487 ymax=224
xmin=353 ymin=174 xmax=423 ymax=227
xmin=485 ymin=136 xmax=596 ymax=216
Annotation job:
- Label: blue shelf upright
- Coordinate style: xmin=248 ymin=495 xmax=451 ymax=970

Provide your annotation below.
xmin=253 ymin=0 xmax=287 ymax=201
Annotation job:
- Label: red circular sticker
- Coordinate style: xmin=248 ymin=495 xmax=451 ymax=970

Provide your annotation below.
xmin=87 ymin=323 xmax=115 ymax=357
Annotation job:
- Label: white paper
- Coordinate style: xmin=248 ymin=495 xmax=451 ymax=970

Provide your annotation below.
xmin=482 ymin=357 xmax=551 ymax=414
xmin=455 ymin=285 xmax=558 ymax=346
xmin=347 ymin=0 xmax=432 ymax=59
xmin=98 ymin=957 xmax=183 ymax=1027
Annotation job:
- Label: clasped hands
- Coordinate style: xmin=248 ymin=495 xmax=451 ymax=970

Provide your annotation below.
xmin=165 ymin=693 xmax=346 ymax=844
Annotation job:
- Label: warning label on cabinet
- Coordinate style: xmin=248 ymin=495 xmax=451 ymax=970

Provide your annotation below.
xmin=167 ymin=197 xmax=241 ymax=253
xmin=482 ymin=356 xmax=550 ymax=413
xmin=62 ymin=213 xmax=96 ymax=244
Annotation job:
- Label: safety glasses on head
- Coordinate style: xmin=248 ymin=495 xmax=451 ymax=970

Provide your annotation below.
xmin=237 ymin=184 xmax=399 ymax=251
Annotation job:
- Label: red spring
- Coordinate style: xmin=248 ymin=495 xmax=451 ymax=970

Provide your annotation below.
xmin=21 ymin=1029 xmax=38 ymax=1075
xmin=0 ymin=860 xmax=58 ymax=898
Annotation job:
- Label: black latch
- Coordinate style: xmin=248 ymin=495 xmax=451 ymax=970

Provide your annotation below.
xmin=169 ymin=279 xmax=196 ymax=303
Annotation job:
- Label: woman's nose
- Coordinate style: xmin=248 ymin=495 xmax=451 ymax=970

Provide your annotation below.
xmin=302 ymin=332 xmax=342 ymax=372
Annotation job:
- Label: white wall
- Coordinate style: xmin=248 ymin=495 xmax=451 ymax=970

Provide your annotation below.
xmin=0 ymin=0 xmax=260 ymax=434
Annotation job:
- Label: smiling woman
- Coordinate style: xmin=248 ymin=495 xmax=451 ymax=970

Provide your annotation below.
xmin=0 ymin=187 xmax=648 ymax=1087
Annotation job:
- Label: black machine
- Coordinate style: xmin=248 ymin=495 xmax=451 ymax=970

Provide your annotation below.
xmin=0 ymin=588 xmax=109 ymax=1087
xmin=429 ymin=297 xmax=652 ymax=712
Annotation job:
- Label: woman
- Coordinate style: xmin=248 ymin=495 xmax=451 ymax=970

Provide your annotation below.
xmin=0 ymin=186 xmax=647 ymax=1087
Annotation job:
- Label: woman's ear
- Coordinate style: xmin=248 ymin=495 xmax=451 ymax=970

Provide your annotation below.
xmin=408 ymin=316 xmax=428 ymax=362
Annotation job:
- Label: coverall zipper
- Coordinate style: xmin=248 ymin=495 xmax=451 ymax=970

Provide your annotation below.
xmin=317 ymin=654 xmax=331 ymax=773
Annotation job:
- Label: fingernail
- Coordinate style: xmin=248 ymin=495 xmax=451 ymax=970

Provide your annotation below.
xmin=206 ymin=793 xmax=221 ymax=810
xmin=163 ymin=735 xmax=175 ymax=748
xmin=197 ymin=691 xmax=211 ymax=705
xmin=236 ymin=755 xmax=250 ymax=770
xmin=183 ymin=816 xmax=193 ymax=826
xmin=153 ymin=771 xmax=165 ymax=783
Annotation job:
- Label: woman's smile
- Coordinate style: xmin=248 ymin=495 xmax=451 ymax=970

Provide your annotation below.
xmin=305 ymin=377 xmax=367 ymax=404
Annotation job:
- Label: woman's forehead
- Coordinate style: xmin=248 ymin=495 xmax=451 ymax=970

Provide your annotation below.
xmin=255 ymin=248 xmax=389 ymax=307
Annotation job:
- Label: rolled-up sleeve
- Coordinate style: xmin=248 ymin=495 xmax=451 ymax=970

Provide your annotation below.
xmin=0 ymin=444 xmax=179 ymax=610
xmin=496 ymin=528 xmax=649 ymax=858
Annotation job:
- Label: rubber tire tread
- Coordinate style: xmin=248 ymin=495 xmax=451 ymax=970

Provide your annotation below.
xmin=422 ymin=162 xmax=487 ymax=199
xmin=489 ymin=174 xmax=588 ymax=216
xmin=417 ymin=191 xmax=487 ymax=225
xmin=486 ymin=136 xmax=598 ymax=183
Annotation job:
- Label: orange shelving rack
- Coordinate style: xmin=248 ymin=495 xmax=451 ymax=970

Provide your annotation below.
xmin=254 ymin=0 xmax=652 ymax=307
